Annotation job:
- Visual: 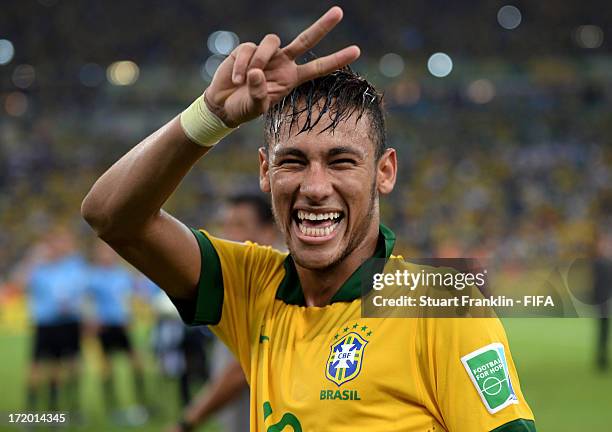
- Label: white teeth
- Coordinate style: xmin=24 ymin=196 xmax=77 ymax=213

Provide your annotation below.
xmin=296 ymin=220 xmax=340 ymax=237
xmin=296 ymin=211 xmax=342 ymax=221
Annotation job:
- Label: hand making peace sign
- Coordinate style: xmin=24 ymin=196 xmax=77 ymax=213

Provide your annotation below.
xmin=204 ymin=6 xmax=360 ymax=127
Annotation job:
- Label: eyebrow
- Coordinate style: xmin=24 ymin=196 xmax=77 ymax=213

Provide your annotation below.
xmin=273 ymin=146 xmax=363 ymax=160
xmin=327 ymin=146 xmax=363 ymax=158
xmin=273 ymin=148 xmax=307 ymax=159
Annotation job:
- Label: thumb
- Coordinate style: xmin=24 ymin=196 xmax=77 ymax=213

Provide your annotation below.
xmin=247 ymin=68 xmax=269 ymax=111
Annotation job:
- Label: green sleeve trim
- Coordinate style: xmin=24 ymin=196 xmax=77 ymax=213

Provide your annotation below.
xmin=190 ymin=228 xmax=224 ymax=325
xmin=490 ymin=419 xmax=536 ymax=432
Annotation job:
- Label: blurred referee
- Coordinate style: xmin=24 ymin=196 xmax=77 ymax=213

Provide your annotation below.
xmin=15 ymin=226 xmax=87 ymax=413
xmin=87 ymin=240 xmax=148 ymax=417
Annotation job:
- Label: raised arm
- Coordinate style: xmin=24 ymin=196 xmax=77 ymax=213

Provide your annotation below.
xmin=81 ymin=6 xmax=360 ymax=300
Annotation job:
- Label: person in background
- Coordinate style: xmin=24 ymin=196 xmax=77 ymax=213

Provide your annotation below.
xmin=170 ymin=193 xmax=282 ymax=432
xmin=147 ymin=276 xmax=212 ymax=412
xmin=86 ymin=240 xmax=148 ymax=422
xmin=13 ymin=225 xmax=87 ymax=415
xmin=594 ymin=228 xmax=612 ymax=370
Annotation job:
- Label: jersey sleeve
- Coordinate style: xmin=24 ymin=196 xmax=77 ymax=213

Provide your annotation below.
xmin=417 ymin=317 xmax=536 ymax=432
xmin=171 ymin=228 xmax=285 ymax=376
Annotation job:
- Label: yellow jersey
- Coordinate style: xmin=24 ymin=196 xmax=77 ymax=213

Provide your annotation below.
xmin=173 ymin=224 xmax=535 ymax=432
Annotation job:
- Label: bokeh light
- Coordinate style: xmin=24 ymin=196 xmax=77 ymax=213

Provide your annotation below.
xmin=427 ymin=52 xmax=453 ymax=78
xmin=4 ymin=91 xmax=28 ymax=116
xmin=202 ymin=55 xmax=225 ymax=81
xmin=106 ymin=61 xmax=140 ymax=86
xmin=207 ymin=31 xmax=239 ymax=55
xmin=379 ymin=53 xmax=405 ymax=78
xmin=466 ymin=79 xmax=496 ymax=104
xmin=497 ymin=5 xmax=522 ymax=30
xmin=79 ymin=63 xmax=105 ymax=87
xmin=0 ymin=39 xmax=15 ymax=65
xmin=12 ymin=64 xmax=36 ymax=89
xmin=575 ymin=25 xmax=604 ymax=49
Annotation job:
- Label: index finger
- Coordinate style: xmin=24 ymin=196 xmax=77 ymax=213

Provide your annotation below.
xmin=282 ymin=6 xmax=344 ymax=60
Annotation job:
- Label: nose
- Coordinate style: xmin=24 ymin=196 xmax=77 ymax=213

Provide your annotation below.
xmin=299 ymin=162 xmax=333 ymax=204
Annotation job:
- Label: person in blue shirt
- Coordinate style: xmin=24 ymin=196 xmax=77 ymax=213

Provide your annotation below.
xmin=16 ymin=225 xmax=88 ymax=413
xmin=87 ymin=240 xmax=148 ymax=418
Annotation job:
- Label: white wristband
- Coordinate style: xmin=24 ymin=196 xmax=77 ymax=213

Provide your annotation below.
xmin=180 ymin=92 xmax=235 ymax=147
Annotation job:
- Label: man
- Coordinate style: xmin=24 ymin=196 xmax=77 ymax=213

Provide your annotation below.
xmin=86 ymin=240 xmax=148 ymax=419
xmin=147 ymin=276 xmax=212 ymax=412
xmin=221 ymin=194 xmax=281 ymax=250
xmin=170 ymin=193 xmax=282 ymax=432
xmin=593 ymin=228 xmax=612 ymax=370
xmin=82 ymin=7 xmax=535 ymax=431
xmin=15 ymin=226 xmax=87 ymax=413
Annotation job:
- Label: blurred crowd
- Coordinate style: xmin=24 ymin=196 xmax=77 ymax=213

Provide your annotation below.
xmin=2 ymin=67 xmax=612 ymax=275
xmin=2 ymin=1 xmax=612 ymax=275
xmin=3 ymin=1 xmax=611 ymax=69
xmin=383 ymin=80 xmax=612 ymax=262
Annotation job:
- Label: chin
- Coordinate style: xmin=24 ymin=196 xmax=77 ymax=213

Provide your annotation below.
xmin=289 ymin=247 xmax=341 ymax=271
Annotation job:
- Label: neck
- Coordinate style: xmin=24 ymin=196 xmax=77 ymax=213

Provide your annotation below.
xmin=296 ymin=225 xmax=380 ymax=307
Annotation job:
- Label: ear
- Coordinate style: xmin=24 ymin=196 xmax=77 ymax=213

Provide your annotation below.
xmin=259 ymin=147 xmax=271 ymax=193
xmin=377 ymin=148 xmax=397 ymax=195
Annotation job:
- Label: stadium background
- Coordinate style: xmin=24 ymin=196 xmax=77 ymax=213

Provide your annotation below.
xmin=1 ymin=0 xmax=611 ymax=430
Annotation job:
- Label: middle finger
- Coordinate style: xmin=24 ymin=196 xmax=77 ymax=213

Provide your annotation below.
xmin=248 ymin=34 xmax=281 ymax=72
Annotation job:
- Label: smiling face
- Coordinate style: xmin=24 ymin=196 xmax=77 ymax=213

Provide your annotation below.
xmin=259 ymin=112 xmax=396 ymax=271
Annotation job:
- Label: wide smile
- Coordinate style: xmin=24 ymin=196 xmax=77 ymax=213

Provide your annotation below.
xmin=291 ymin=209 xmax=345 ymax=244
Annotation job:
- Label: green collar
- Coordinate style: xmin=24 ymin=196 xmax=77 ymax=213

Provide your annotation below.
xmin=276 ymin=223 xmax=396 ymax=306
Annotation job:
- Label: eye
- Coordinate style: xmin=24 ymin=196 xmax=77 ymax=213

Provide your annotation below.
xmin=278 ymin=158 xmax=306 ymax=166
xmin=330 ymin=158 xmax=356 ymax=168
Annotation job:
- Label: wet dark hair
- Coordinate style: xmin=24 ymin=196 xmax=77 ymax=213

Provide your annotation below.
xmin=229 ymin=193 xmax=274 ymax=226
xmin=264 ymin=66 xmax=386 ymax=160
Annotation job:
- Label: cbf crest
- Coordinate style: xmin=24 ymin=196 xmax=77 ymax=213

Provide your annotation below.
xmin=325 ymin=325 xmax=370 ymax=386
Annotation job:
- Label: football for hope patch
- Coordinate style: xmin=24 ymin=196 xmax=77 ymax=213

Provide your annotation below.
xmin=461 ymin=343 xmax=519 ymax=414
